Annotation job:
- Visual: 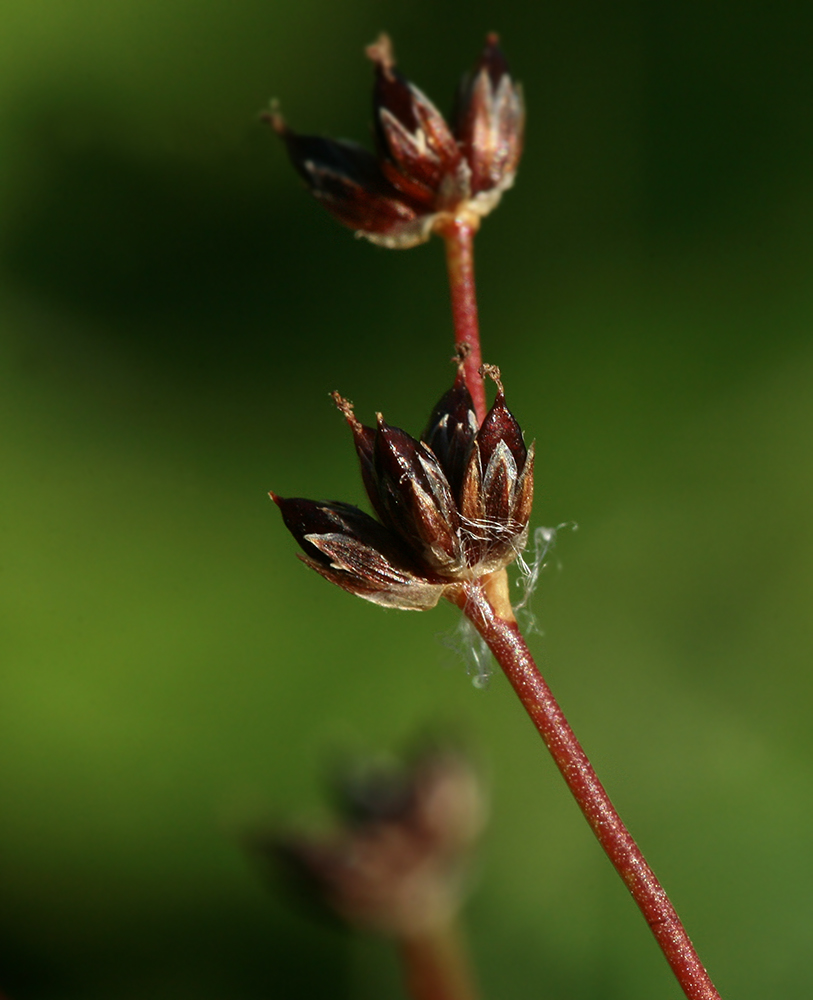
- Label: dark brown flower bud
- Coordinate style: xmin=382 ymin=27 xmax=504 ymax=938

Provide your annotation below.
xmin=270 ymin=494 xmax=446 ymax=610
xmin=267 ymin=107 xmax=427 ymax=246
xmin=421 ymin=365 xmax=478 ymax=502
xmin=459 ymin=367 xmax=534 ymax=573
xmin=331 ymin=392 xmax=388 ymax=525
xmin=372 ymin=417 xmax=465 ymax=576
xmin=367 ymin=34 xmax=462 ymax=206
xmin=475 ymin=365 xmax=527 ymax=471
xmin=332 ymin=392 xmax=465 ymax=575
xmin=453 ymin=33 xmax=525 ymax=206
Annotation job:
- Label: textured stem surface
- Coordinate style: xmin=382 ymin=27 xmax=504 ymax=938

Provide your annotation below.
xmin=398 ymin=922 xmax=479 ymax=1000
xmin=438 ymin=219 xmax=487 ymax=426
xmin=452 ymin=580 xmax=721 ymax=1000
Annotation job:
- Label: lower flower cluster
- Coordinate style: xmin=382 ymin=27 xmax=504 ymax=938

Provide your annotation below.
xmin=261 ymin=743 xmax=486 ymax=937
xmin=272 ymin=364 xmax=534 ymax=610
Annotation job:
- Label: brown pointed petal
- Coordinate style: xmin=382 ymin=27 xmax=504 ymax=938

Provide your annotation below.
xmin=303 ymin=541 xmax=445 ymax=611
xmin=272 ymin=496 xmax=444 ymax=610
xmin=272 ymin=496 xmax=393 ymax=566
xmin=459 ymin=396 xmax=534 ymax=571
xmin=332 ymin=394 xmax=389 ymax=524
xmin=305 ymin=557 xmax=446 ymax=610
xmin=273 ymin=122 xmax=423 ymax=237
xmin=511 ymin=441 xmax=535 ymax=532
xmin=475 ymin=389 xmax=527 ymax=471
xmin=459 ymin=445 xmax=484 ymax=525
xmin=458 ymin=444 xmax=486 ymax=567
xmin=377 ymin=88 xmax=461 ymax=196
xmin=454 ymin=35 xmax=525 ymax=198
xmin=461 ymin=439 xmax=529 ymax=573
xmin=481 ymin=439 xmax=518 ymax=527
xmin=373 ymin=420 xmax=464 ymax=575
xmin=368 ymin=41 xmax=460 ymax=194
xmin=377 ymin=108 xmax=443 ymax=202
xmin=421 ymin=368 xmax=478 ymax=500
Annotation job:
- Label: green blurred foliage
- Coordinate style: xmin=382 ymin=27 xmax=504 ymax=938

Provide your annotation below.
xmin=1 ymin=1 xmax=813 ymax=997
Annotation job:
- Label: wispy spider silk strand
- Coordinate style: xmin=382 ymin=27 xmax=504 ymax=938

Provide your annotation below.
xmin=440 ymin=223 xmax=722 ymax=1000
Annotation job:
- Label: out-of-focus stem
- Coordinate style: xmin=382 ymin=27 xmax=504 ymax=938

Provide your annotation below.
xmin=448 ymin=574 xmax=722 ymax=1000
xmin=397 ymin=921 xmax=479 ymax=1000
xmin=436 ymin=216 xmax=487 ymax=426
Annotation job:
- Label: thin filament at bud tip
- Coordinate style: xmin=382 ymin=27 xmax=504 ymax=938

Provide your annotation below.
xmin=261 ymin=99 xmax=287 ymax=136
xmin=331 ymin=390 xmax=361 ymax=427
xmin=365 ymin=33 xmax=396 ymax=74
xmin=479 ymin=363 xmax=503 ymax=393
xmin=453 ymin=342 xmax=471 ymax=367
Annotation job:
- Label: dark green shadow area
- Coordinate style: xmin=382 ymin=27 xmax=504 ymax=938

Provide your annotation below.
xmin=0 ymin=899 xmax=352 ymax=999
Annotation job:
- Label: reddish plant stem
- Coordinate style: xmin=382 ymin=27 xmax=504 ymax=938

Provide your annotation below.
xmin=437 ymin=218 xmax=720 ymax=999
xmin=397 ymin=922 xmax=480 ymax=1000
xmin=449 ymin=579 xmax=721 ymax=1000
xmin=437 ymin=218 xmax=487 ymax=425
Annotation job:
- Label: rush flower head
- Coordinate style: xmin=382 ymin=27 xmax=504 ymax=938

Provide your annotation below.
xmin=266 ymin=33 xmax=524 ymax=248
xmin=257 ymin=743 xmax=487 ymax=936
xmin=271 ymin=361 xmax=534 ymax=611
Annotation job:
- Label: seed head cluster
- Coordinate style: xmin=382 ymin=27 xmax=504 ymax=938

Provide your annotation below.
xmin=272 ymin=364 xmax=534 ymax=611
xmin=267 ymin=32 xmax=524 ymax=248
xmin=263 ymin=745 xmax=487 ymax=936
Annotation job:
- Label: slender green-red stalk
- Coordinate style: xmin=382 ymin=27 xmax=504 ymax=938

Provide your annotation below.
xmin=440 ymin=220 xmax=721 ymax=1000
xmin=448 ymin=576 xmax=720 ymax=1000
xmin=436 ymin=218 xmax=487 ymax=425
xmin=398 ymin=922 xmax=480 ymax=1000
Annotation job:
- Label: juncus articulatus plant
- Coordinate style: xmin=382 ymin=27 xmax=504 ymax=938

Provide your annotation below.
xmin=266 ymin=33 xmax=722 ymax=1000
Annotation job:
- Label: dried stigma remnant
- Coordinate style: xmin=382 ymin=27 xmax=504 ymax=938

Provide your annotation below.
xmin=271 ymin=363 xmax=534 ymax=610
xmin=266 ymin=33 xmax=524 ymax=248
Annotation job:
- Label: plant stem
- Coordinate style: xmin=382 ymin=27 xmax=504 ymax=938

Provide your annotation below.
xmin=448 ymin=574 xmax=721 ymax=1000
xmin=437 ymin=216 xmax=720 ymax=999
xmin=397 ymin=921 xmax=479 ymax=1000
xmin=437 ymin=217 xmax=487 ymax=426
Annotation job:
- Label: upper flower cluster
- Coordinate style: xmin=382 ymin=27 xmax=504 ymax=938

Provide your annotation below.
xmin=267 ymin=33 xmax=524 ymax=248
xmin=272 ymin=363 xmax=534 ymax=610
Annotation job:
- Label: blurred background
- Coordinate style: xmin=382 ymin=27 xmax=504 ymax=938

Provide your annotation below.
xmin=1 ymin=1 xmax=812 ymax=997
